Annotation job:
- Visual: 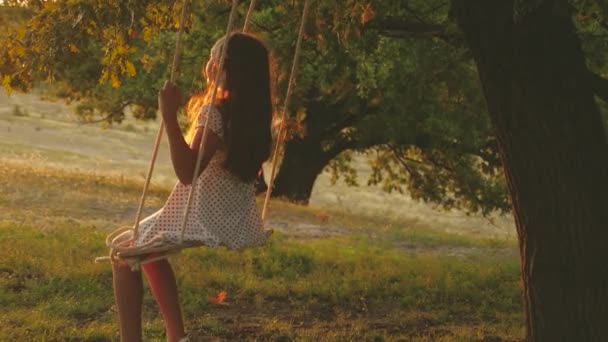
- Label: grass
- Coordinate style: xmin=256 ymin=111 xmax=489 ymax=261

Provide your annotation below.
xmin=0 ymin=160 xmax=524 ymax=341
xmin=1 ymin=223 xmax=523 ymax=341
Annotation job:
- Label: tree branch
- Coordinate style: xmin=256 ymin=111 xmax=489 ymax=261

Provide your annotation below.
xmin=325 ymin=113 xmax=361 ymax=136
xmin=80 ymin=100 xmax=131 ymax=125
xmin=365 ymin=16 xmax=447 ymax=38
xmin=367 ymin=17 xmax=608 ymax=104
xmin=249 ymin=19 xmax=283 ymax=33
xmin=325 ymin=136 xmax=357 ymax=159
xmin=386 ymin=144 xmax=419 ymax=178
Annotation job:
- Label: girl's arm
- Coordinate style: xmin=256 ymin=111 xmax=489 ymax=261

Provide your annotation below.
xmin=159 ymin=81 xmax=220 ymax=185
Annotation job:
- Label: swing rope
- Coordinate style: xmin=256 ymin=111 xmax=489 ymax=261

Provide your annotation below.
xmin=95 ymin=0 xmax=192 ymax=264
xmin=242 ymin=0 xmax=258 ymax=32
xmin=132 ymin=0 xmax=191 ymax=243
xmin=178 ymin=0 xmax=239 ymax=243
xmin=98 ymin=0 xmax=239 ymax=266
xmin=98 ymin=0 xmax=313 ymax=266
xmin=261 ymin=0 xmax=312 ymax=223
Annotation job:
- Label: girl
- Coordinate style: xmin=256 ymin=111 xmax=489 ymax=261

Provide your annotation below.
xmin=112 ymin=32 xmax=274 ymax=342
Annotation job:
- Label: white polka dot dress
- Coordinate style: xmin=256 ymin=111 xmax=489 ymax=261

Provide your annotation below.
xmin=133 ymin=105 xmax=272 ymax=250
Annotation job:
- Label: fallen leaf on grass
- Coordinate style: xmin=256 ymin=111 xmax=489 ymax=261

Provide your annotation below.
xmin=209 ymin=291 xmax=227 ymax=305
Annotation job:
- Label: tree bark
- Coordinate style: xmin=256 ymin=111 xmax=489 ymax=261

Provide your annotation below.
xmin=268 ymin=89 xmax=366 ymax=203
xmin=271 ymin=135 xmax=339 ymax=204
xmin=452 ymin=1 xmax=608 ymax=340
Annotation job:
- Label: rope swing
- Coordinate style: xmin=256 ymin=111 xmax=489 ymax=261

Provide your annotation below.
xmin=262 ymin=0 xmax=312 ymax=223
xmin=97 ymin=0 xmax=313 ymax=268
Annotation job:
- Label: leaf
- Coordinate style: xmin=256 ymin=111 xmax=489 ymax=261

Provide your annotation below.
xmin=116 ymin=44 xmax=127 ymax=55
xmin=125 ymin=61 xmax=136 ymax=77
xmin=69 ymin=44 xmax=80 ymax=54
xmin=2 ymin=75 xmax=12 ymax=96
xmin=209 ymin=291 xmax=227 ymax=305
xmin=143 ymin=27 xmax=152 ymax=42
xmin=110 ymin=71 xmax=120 ymax=88
xmin=361 ymin=4 xmax=375 ymax=25
xmin=99 ymin=69 xmax=108 ymax=84
xmin=13 ymin=44 xmax=26 ymax=57
xmin=296 ymin=108 xmax=307 ymax=122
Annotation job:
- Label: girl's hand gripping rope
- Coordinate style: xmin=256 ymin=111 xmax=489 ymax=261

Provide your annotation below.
xmin=159 ymin=80 xmax=182 ymax=123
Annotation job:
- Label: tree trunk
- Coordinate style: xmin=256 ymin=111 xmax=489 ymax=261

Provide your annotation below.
xmin=271 ymin=136 xmax=335 ymax=204
xmin=453 ymin=1 xmax=608 ymax=340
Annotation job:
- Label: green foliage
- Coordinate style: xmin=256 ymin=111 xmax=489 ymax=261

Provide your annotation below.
xmin=327 ymin=151 xmax=359 ymax=186
xmin=0 ymin=0 xmax=198 ymax=122
xmin=0 ymin=5 xmax=32 ymax=95
xmin=270 ymin=1 xmax=509 ymax=213
xmin=574 ymin=0 xmax=608 ymax=131
xmin=513 ymin=0 xmax=546 ymax=21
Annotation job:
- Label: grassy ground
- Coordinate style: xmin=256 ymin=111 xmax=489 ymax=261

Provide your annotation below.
xmin=0 ymin=161 xmax=524 ymax=341
xmin=0 ymin=92 xmax=523 ymax=340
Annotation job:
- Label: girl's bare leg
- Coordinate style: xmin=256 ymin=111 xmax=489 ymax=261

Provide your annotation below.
xmin=112 ymin=262 xmax=143 ymax=342
xmin=142 ymin=259 xmax=186 ymax=342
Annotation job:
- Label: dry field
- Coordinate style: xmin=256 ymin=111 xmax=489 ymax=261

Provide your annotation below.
xmin=0 ymin=91 xmax=516 ymax=241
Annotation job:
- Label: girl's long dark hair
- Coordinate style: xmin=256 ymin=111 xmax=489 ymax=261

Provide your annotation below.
xmin=218 ymin=33 xmax=273 ymax=182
